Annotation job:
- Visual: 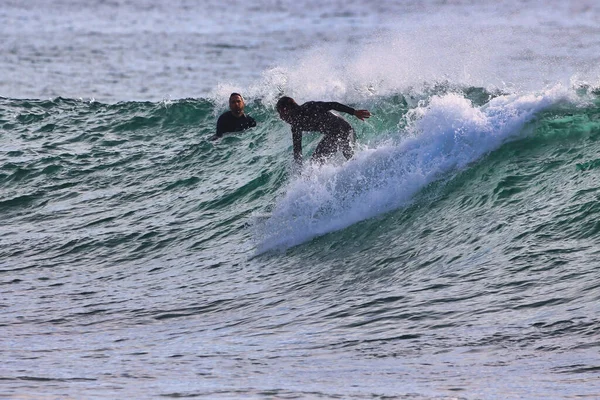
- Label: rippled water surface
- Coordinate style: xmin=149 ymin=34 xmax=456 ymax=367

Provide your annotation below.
xmin=2 ymin=1 xmax=600 ymax=399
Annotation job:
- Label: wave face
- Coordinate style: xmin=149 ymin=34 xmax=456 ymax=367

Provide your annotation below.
xmin=254 ymin=86 xmax=584 ymax=251
xmin=3 ymin=84 xmax=600 ymax=398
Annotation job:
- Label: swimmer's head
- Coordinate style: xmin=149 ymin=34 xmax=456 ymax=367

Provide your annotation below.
xmin=229 ymin=93 xmax=245 ymax=117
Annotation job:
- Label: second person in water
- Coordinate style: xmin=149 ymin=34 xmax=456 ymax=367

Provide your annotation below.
xmin=212 ymin=93 xmax=256 ymax=140
xmin=276 ymin=96 xmax=371 ymax=167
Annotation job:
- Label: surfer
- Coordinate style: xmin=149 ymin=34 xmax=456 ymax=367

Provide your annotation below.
xmin=211 ymin=93 xmax=256 ymax=140
xmin=276 ymin=96 xmax=371 ymax=166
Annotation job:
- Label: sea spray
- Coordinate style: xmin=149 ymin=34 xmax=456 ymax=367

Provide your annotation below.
xmin=254 ymin=86 xmax=573 ymax=252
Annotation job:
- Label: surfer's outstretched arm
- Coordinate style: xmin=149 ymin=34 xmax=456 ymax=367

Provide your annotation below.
xmin=313 ymin=101 xmax=371 ymax=121
xmin=353 ymin=109 xmax=371 ymax=120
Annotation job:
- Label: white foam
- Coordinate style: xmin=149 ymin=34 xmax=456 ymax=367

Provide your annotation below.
xmin=225 ymin=0 xmax=600 ymax=106
xmin=253 ymin=85 xmax=572 ymax=253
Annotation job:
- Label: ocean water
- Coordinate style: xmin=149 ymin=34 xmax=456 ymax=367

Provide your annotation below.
xmin=2 ymin=0 xmax=600 ymax=399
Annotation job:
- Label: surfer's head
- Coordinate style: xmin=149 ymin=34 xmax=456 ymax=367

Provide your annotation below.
xmin=276 ymin=96 xmax=298 ymax=123
xmin=229 ymin=93 xmax=245 ymax=117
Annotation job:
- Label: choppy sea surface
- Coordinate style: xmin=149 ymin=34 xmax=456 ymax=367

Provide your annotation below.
xmin=2 ymin=1 xmax=600 ymax=399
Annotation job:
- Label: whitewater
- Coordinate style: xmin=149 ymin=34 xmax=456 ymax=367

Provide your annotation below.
xmin=2 ymin=1 xmax=600 ymax=399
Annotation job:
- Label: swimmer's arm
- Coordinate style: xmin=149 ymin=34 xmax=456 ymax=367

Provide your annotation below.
xmin=211 ymin=114 xmax=227 ymax=140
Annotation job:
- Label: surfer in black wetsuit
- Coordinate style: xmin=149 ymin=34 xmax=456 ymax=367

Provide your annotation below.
xmin=211 ymin=93 xmax=256 ymax=140
xmin=276 ymin=96 xmax=371 ymax=166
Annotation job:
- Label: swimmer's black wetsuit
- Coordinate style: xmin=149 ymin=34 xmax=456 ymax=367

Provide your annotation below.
xmin=288 ymin=101 xmax=356 ymax=165
xmin=214 ymin=111 xmax=256 ymax=138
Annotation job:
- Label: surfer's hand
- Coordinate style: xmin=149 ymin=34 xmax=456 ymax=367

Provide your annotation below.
xmin=354 ymin=109 xmax=371 ymax=121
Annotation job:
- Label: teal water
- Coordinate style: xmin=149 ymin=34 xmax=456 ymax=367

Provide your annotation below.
xmin=2 ymin=85 xmax=600 ymax=398
xmin=3 ymin=0 xmax=600 ymax=398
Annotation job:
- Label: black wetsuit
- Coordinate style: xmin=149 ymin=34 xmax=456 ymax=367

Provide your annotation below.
xmin=215 ymin=111 xmax=256 ymax=138
xmin=288 ymin=101 xmax=356 ymax=165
